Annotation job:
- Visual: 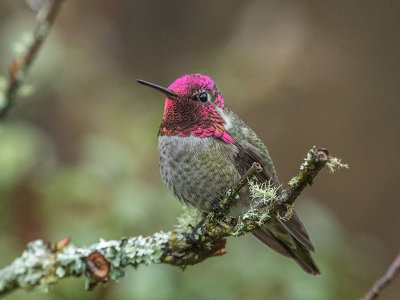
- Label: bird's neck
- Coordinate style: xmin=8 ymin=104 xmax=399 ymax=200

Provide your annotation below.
xmin=158 ymin=98 xmax=235 ymax=143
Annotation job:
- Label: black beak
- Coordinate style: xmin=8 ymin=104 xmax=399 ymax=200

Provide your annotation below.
xmin=137 ymin=79 xmax=178 ymax=98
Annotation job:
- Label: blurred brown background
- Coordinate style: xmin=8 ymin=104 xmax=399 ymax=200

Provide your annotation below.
xmin=0 ymin=1 xmax=399 ymax=299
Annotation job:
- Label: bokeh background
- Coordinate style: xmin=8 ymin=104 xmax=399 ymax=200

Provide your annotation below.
xmin=0 ymin=1 xmax=399 ymax=299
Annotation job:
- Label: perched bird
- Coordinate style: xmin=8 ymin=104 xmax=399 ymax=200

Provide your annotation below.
xmin=138 ymin=73 xmax=320 ymax=274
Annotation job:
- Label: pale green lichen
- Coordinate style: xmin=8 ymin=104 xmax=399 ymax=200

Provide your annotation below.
xmin=232 ymin=217 xmax=245 ymax=237
xmin=256 ymin=212 xmax=270 ymax=227
xmin=248 ymin=179 xmax=279 ymax=206
xmin=0 ymin=240 xmax=53 ymax=292
xmin=278 ymin=204 xmax=294 ymax=221
xmin=243 ymin=206 xmax=271 ymax=229
xmin=327 ymin=157 xmax=349 ymax=173
xmin=174 ymin=206 xmax=202 ymax=234
xmin=0 ymin=232 xmax=172 ymax=294
xmin=243 ymin=206 xmax=258 ymax=220
xmin=55 ymin=267 xmax=65 ymax=278
xmin=13 ymin=33 xmax=34 ymax=57
xmin=17 ymin=83 xmax=35 ymax=98
xmin=288 ymin=151 xmax=315 ymax=188
xmin=238 ymin=179 xmax=280 ymax=229
xmin=288 ymin=176 xmax=298 ymax=187
xmin=36 ymin=22 xmax=50 ymax=39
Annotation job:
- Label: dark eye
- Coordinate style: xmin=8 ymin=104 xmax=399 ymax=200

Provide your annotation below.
xmin=199 ymin=92 xmax=208 ymax=102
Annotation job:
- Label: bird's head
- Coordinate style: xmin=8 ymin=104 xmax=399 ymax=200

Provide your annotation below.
xmin=138 ymin=73 xmax=234 ymax=143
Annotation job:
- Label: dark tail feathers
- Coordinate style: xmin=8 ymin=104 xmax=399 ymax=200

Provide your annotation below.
xmin=252 ymin=226 xmax=320 ymax=275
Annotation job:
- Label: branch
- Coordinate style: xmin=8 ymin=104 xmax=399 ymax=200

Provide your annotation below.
xmin=360 ymin=252 xmax=400 ymax=300
xmin=0 ymin=147 xmax=344 ymax=296
xmin=0 ymin=0 xmax=64 ymax=119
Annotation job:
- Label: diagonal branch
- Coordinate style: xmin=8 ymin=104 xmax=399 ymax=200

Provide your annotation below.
xmin=0 ymin=146 xmax=342 ymax=296
xmin=0 ymin=0 xmax=64 ymax=119
xmin=360 ymin=252 xmax=400 ymax=300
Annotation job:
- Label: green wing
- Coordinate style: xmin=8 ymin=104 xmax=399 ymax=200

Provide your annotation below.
xmin=225 ymin=108 xmax=316 ymax=253
xmin=224 ymin=108 xmax=279 ymax=184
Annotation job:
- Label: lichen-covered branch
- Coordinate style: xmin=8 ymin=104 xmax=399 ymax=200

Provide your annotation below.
xmin=0 ymin=235 xmax=170 ymax=296
xmin=360 ymin=252 xmax=400 ymax=300
xmin=0 ymin=147 xmax=345 ymax=296
xmin=0 ymin=0 xmax=64 ymax=119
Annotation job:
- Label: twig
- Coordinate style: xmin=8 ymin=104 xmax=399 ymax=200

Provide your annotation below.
xmin=218 ymin=147 xmax=331 ymax=236
xmin=0 ymin=0 xmax=64 ymax=119
xmin=213 ymin=162 xmax=263 ymax=216
xmin=0 ymin=146 xmax=341 ymax=296
xmin=360 ymin=252 xmax=400 ymax=300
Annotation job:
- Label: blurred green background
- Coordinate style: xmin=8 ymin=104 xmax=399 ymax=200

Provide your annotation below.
xmin=1 ymin=1 xmax=399 ymax=299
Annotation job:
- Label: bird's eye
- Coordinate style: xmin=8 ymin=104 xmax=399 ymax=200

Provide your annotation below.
xmin=199 ymin=92 xmax=208 ymax=102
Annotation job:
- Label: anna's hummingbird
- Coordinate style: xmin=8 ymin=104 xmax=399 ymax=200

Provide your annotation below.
xmin=138 ymin=73 xmax=320 ymax=275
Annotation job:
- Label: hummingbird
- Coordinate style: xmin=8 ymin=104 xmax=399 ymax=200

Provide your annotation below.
xmin=138 ymin=73 xmax=320 ymax=275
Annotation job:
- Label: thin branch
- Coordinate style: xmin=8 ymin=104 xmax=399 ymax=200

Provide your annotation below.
xmin=360 ymin=252 xmax=400 ymax=300
xmin=0 ymin=147 xmax=340 ymax=296
xmin=0 ymin=0 xmax=64 ymax=119
xmin=213 ymin=162 xmax=263 ymax=216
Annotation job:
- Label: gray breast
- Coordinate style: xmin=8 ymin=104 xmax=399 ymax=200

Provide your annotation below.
xmin=158 ymin=135 xmax=240 ymax=211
